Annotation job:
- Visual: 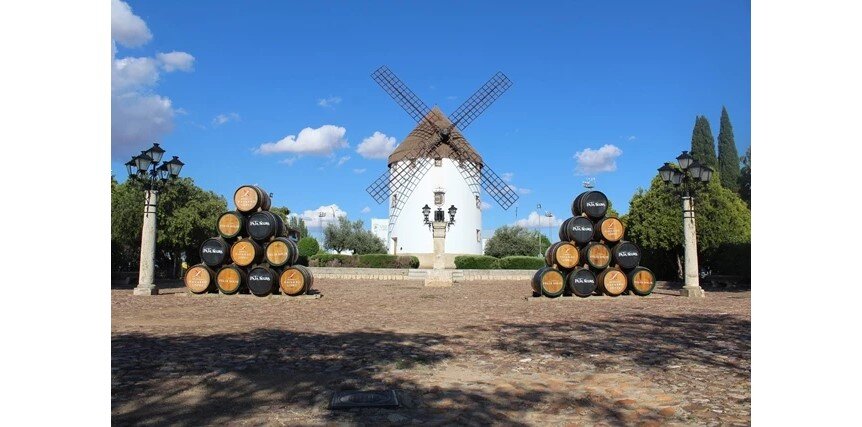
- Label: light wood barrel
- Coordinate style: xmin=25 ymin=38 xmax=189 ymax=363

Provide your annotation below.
xmin=597 ymin=267 xmax=628 ymax=297
xmin=200 ymin=237 xmax=230 ymax=267
xmin=233 ymin=185 xmax=272 ymax=213
xmin=531 ymin=267 xmax=565 ymax=298
xmin=279 ymin=265 xmax=314 ymax=296
xmin=216 ymin=211 xmax=245 ymax=239
xmin=595 ymin=217 xmax=625 ymax=243
xmin=611 ymin=241 xmax=642 ymax=270
xmin=265 ymin=237 xmax=299 ymax=267
xmin=559 ymin=216 xmax=594 ymax=244
xmin=581 ymin=242 xmax=611 ymax=270
xmin=566 ymin=267 xmax=598 ymax=298
xmin=248 ymin=265 xmax=279 ymax=297
xmin=627 ymin=267 xmax=656 ymax=296
xmin=247 ymin=211 xmax=286 ymax=241
xmin=544 ymin=241 xmax=580 ymax=269
xmin=571 ymin=191 xmax=609 ymax=219
xmin=184 ymin=264 xmax=216 ymax=294
xmin=230 ymin=238 xmax=263 ymax=267
xmin=216 ymin=264 xmax=247 ymax=295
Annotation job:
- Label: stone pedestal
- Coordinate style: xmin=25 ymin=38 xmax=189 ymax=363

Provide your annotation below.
xmin=681 ymin=195 xmax=705 ymax=298
xmin=134 ymin=189 xmax=160 ymax=296
xmin=424 ymin=222 xmax=453 ymax=287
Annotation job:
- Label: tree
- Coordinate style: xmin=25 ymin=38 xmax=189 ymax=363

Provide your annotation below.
xmin=718 ymin=106 xmax=741 ymax=192
xmin=323 ymin=217 xmax=386 ymax=254
xmin=690 ymin=116 xmax=718 ymax=169
xmin=297 ymin=237 xmax=321 ymax=257
xmin=111 ymin=176 xmax=227 ymax=276
xmin=625 ymin=173 xmax=750 ymax=279
xmin=269 ymin=207 xmax=310 ymax=239
xmin=739 ymin=146 xmax=751 ymax=207
xmin=484 ymin=225 xmax=550 ymax=258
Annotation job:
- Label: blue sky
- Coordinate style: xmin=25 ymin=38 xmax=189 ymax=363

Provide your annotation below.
xmin=111 ymin=0 xmax=750 ymax=237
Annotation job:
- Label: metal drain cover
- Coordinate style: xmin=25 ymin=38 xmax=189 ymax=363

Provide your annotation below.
xmin=330 ymin=390 xmax=400 ymax=409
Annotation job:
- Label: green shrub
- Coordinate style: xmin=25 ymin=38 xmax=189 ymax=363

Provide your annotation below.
xmin=357 ymin=254 xmax=395 ymax=268
xmin=408 ymin=256 xmax=420 ymax=268
xmin=309 ymin=254 xmax=357 ymax=267
xmin=297 ymin=237 xmax=320 ymax=257
xmin=454 ymin=255 xmax=500 ymax=269
xmin=498 ymin=256 xmax=545 ymax=270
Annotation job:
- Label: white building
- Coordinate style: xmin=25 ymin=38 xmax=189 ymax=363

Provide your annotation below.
xmin=385 ymin=108 xmax=484 ymax=268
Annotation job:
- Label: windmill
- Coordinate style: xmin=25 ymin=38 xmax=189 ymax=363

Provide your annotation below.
xmin=366 ymin=66 xmax=517 ymax=258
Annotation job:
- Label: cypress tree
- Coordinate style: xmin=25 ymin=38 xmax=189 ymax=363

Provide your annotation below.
xmin=690 ymin=116 xmax=718 ymax=169
xmin=717 ymin=106 xmax=741 ymax=192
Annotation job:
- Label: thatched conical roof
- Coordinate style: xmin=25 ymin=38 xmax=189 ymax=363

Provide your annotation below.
xmin=387 ymin=107 xmax=483 ymax=166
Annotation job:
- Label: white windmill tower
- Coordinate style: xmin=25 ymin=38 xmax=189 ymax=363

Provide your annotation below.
xmin=365 ymin=66 xmax=518 ymax=267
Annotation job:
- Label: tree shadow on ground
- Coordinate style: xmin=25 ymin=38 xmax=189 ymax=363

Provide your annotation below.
xmin=112 ymin=329 xmax=550 ymax=426
xmin=112 ymin=313 xmax=750 ymax=425
xmin=466 ymin=313 xmax=750 ymax=375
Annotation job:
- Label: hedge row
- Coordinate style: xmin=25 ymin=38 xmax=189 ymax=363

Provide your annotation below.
xmin=454 ymin=255 xmax=545 ymax=270
xmin=309 ymin=254 xmax=420 ymax=269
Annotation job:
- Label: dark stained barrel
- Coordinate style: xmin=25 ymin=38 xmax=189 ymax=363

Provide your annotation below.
xmin=200 ymin=237 xmax=230 ymax=267
xmin=248 ymin=265 xmax=279 ymax=297
xmin=566 ymin=267 xmax=598 ymax=298
xmin=595 ymin=217 xmax=625 ymax=243
xmin=216 ymin=211 xmax=246 ymax=239
xmin=233 ymin=185 xmax=272 ymax=213
xmin=544 ymin=241 xmax=580 ymax=269
xmin=611 ymin=241 xmax=642 ymax=270
xmin=265 ymin=237 xmax=299 ymax=267
xmin=558 ymin=216 xmax=594 ymax=244
xmin=216 ymin=264 xmax=247 ymax=295
xmin=571 ymin=191 xmax=609 ymax=219
xmin=597 ymin=267 xmax=628 ymax=297
xmin=279 ymin=265 xmax=314 ymax=296
xmin=627 ymin=267 xmax=656 ymax=296
xmin=184 ymin=264 xmax=216 ymax=294
xmin=247 ymin=211 xmax=285 ymax=241
xmin=531 ymin=267 xmax=566 ymax=298
xmin=230 ymin=238 xmax=263 ymax=267
xmin=581 ymin=242 xmax=611 ymax=270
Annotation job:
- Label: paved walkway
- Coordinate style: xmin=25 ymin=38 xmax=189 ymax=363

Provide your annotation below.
xmin=112 ymin=280 xmax=750 ymax=426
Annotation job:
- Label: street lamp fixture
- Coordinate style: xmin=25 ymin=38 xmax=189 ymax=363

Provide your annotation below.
xmin=422 ymin=203 xmax=456 ymax=230
xmin=126 ymin=142 xmax=184 ymax=296
xmin=656 ymin=150 xmax=712 ymax=298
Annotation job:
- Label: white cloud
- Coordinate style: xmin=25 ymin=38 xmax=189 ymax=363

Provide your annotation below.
xmin=111 ymin=0 xmax=151 ymax=47
xmin=337 ymin=156 xmax=350 ymax=167
xmin=256 ymin=125 xmax=348 ymax=156
xmin=446 ymin=95 xmax=458 ymax=100
xmin=627 ymin=135 xmax=637 ymax=141
xmin=213 ymin=112 xmax=240 ymax=126
xmin=353 ymin=168 xmax=366 ymax=174
xmin=480 ymin=201 xmax=492 ymax=210
xmin=279 ymin=157 xmax=298 ymax=166
xmin=361 ymin=206 xmax=371 ymax=214
xmin=514 ymin=211 xmax=564 ymax=228
xmin=317 ymin=96 xmax=342 ymax=108
xmin=111 ymin=1 xmax=194 ymax=160
xmin=574 ymin=144 xmax=623 ymax=175
xmin=298 ymin=205 xmax=347 ymax=229
xmin=356 ymin=131 xmax=398 ymax=159
xmin=501 ymin=172 xmax=514 ymax=182
xmin=500 ymin=172 xmax=530 ymax=194
xmin=157 ymin=51 xmax=195 ymax=72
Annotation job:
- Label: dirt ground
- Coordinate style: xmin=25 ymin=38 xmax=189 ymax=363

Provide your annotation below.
xmin=111 ymin=279 xmax=750 ymax=426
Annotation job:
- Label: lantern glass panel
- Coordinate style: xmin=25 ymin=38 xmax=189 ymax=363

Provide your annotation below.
xmin=676 ymin=151 xmax=694 ymax=170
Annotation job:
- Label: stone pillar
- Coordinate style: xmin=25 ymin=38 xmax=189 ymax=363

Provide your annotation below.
xmin=432 ymin=222 xmax=447 ymax=270
xmin=680 ymin=195 xmax=705 ymax=298
xmin=425 ymin=222 xmax=453 ymax=286
xmin=134 ymin=189 xmax=159 ymax=296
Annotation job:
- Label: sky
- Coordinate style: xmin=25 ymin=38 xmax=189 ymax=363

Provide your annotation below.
xmin=111 ymin=0 xmax=750 ymax=239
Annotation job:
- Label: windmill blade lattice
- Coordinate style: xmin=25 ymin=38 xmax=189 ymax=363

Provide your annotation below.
xmin=371 ymin=66 xmax=441 ymax=133
xmin=448 ymin=72 xmax=513 ymax=131
xmin=481 ymin=166 xmax=519 ymax=210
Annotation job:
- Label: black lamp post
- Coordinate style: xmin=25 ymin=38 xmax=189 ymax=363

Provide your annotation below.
xmin=126 ymin=143 xmax=184 ymax=296
xmin=422 ymin=203 xmax=456 ymax=230
xmin=657 ymin=150 xmax=712 ymax=298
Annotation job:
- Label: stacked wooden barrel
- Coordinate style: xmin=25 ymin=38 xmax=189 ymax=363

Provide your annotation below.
xmin=183 ymin=184 xmax=314 ymax=297
xmin=532 ymin=190 xmax=657 ymax=298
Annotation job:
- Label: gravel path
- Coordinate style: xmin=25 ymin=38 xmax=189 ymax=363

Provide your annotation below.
xmin=112 ymin=279 xmax=750 ymax=426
